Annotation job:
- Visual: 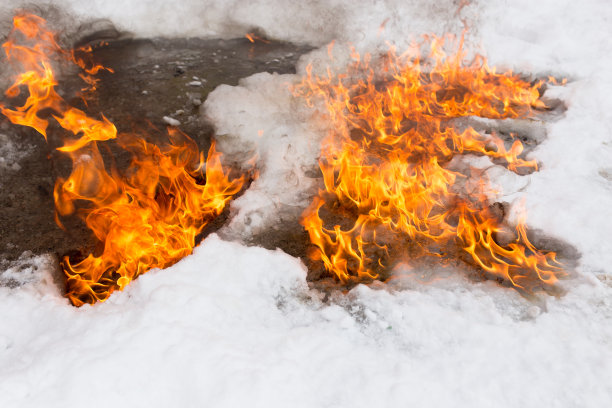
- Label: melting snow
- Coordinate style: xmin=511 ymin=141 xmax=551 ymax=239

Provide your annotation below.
xmin=1 ymin=0 xmax=611 ymax=406
xmin=0 ymin=132 xmax=31 ymax=175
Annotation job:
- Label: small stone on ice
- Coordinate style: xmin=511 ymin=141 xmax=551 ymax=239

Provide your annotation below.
xmin=162 ymin=116 xmax=181 ymax=127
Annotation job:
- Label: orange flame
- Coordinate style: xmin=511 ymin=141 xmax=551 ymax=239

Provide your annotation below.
xmin=245 ymin=32 xmax=270 ymax=44
xmin=294 ymin=36 xmax=564 ymax=292
xmin=1 ymin=13 xmax=244 ymax=305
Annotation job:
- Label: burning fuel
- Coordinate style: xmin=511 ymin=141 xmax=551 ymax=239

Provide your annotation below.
xmin=294 ymin=37 xmax=565 ymax=293
xmin=0 ymin=13 xmax=245 ymax=306
xmin=0 ymin=12 xmax=565 ymax=305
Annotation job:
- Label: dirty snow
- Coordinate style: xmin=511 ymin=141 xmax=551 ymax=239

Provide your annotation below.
xmin=1 ymin=0 xmax=612 ymax=407
xmin=0 ymin=132 xmax=31 ymax=176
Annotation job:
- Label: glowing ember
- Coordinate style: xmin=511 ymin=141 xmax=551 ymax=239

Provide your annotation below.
xmin=0 ymin=13 xmax=245 ymax=306
xmin=294 ymin=36 xmax=564 ymax=293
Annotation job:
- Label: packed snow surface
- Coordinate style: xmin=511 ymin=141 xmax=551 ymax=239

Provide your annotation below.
xmin=1 ymin=0 xmax=612 ymax=407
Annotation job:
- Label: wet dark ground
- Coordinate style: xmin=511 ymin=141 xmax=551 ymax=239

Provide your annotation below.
xmin=0 ymin=36 xmax=313 ymax=263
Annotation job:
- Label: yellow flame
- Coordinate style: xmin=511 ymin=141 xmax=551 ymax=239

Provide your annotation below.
xmin=294 ymin=36 xmax=564 ymax=292
xmin=1 ymin=13 xmax=245 ymax=305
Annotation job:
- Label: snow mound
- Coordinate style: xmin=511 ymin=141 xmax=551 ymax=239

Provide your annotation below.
xmin=0 ymin=236 xmax=611 ymax=407
xmin=204 ymin=72 xmax=322 ymax=239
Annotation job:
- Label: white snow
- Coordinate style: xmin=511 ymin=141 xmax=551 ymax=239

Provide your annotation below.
xmin=1 ymin=236 xmax=611 ymax=407
xmin=1 ymin=0 xmax=612 ymax=407
xmin=204 ymin=72 xmax=322 ymax=238
xmin=2 ymin=0 xmax=463 ymax=46
xmin=476 ymin=0 xmax=612 ymax=274
xmin=162 ymin=115 xmax=181 ymax=127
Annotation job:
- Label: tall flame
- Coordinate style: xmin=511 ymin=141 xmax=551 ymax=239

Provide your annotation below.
xmin=0 ymin=13 xmax=245 ymax=305
xmin=294 ymin=37 xmax=564 ymax=292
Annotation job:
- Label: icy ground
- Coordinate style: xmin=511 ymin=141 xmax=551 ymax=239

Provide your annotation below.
xmin=1 ymin=0 xmax=612 ymax=407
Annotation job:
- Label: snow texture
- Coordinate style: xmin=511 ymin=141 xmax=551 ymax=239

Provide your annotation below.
xmin=1 ymin=0 xmax=464 ymax=46
xmin=204 ymin=72 xmax=322 ymax=239
xmin=1 ymin=0 xmax=612 ymax=407
xmin=0 ymin=132 xmax=31 ymax=175
xmin=1 ymin=236 xmax=611 ymax=407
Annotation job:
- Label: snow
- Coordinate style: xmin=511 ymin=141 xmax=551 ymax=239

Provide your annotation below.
xmin=0 ymin=252 xmax=57 ymax=289
xmin=1 ymin=0 xmax=463 ymax=46
xmin=1 ymin=0 xmax=612 ymax=406
xmin=0 ymin=132 xmax=31 ymax=176
xmin=1 ymin=236 xmax=611 ymax=407
xmin=204 ymin=72 xmax=322 ymax=239
xmin=475 ymin=0 xmax=612 ymax=274
xmin=162 ymin=115 xmax=181 ymax=127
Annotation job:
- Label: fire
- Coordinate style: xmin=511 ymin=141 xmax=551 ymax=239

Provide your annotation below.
xmin=245 ymin=32 xmax=270 ymax=44
xmin=294 ymin=36 xmax=564 ymax=292
xmin=0 ymin=13 xmax=245 ymax=305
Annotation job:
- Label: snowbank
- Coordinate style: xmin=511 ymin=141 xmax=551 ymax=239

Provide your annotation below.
xmin=1 ymin=235 xmax=610 ymax=407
